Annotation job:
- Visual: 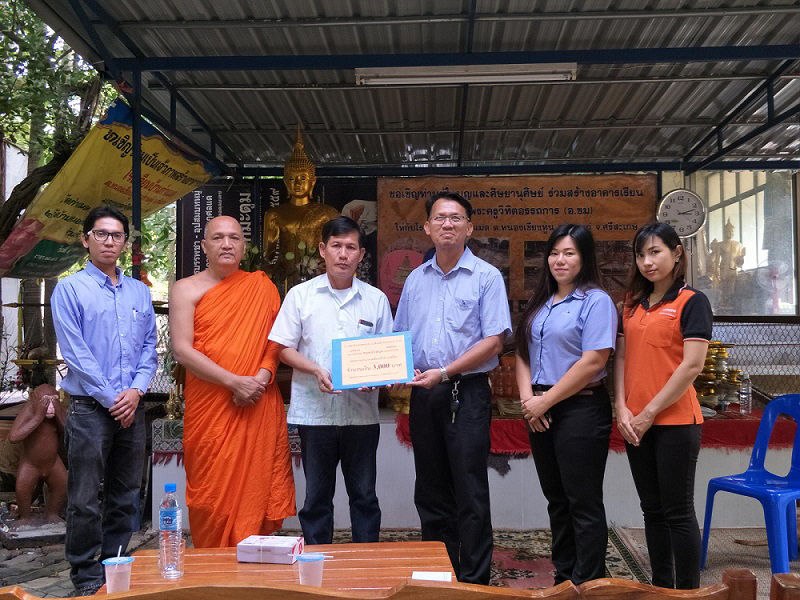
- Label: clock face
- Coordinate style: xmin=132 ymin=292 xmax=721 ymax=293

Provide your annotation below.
xmin=657 ymin=189 xmax=706 ymax=237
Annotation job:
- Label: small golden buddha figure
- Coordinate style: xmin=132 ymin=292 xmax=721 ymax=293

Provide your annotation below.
xmin=710 ymin=219 xmax=746 ymax=310
xmin=262 ymin=126 xmax=339 ymax=284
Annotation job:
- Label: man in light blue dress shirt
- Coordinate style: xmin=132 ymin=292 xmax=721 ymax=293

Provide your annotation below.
xmin=394 ymin=192 xmax=511 ymax=585
xmin=270 ymin=217 xmax=393 ymax=544
xmin=51 ymin=206 xmax=157 ymax=596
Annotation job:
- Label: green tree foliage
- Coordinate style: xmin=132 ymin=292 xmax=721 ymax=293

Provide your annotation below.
xmin=0 ymin=0 xmax=112 ymax=158
xmin=118 ymin=205 xmax=177 ymax=282
xmin=0 ymin=1 xmax=177 ymax=288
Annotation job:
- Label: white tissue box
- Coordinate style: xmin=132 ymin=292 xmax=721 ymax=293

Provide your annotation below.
xmin=236 ymin=535 xmax=304 ymax=564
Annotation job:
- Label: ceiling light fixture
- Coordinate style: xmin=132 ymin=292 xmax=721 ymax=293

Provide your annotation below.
xmin=355 ymin=63 xmax=577 ymax=86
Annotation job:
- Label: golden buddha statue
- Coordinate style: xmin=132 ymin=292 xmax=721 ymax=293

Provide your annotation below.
xmin=710 ymin=219 xmax=746 ymax=310
xmin=262 ymin=126 xmax=339 ymax=285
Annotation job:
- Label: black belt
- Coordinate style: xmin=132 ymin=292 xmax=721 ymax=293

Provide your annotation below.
xmin=531 ymin=382 xmax=604 ymax=396
xmin=433 ymin=372 xmax=489 ymax=387
xmin=452 ymin=372 xmax=488 ymax=383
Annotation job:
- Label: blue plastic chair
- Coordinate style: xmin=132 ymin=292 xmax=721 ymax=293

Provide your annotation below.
xmin=700 ymin=394 xmax=800 ymax=573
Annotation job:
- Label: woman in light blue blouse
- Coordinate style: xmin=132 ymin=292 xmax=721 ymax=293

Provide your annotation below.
xmin=515 ymin=224 xmax=617 ymax=585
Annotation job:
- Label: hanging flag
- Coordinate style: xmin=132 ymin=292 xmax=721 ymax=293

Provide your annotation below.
xmin=0 ymin=99 xmax=219 ymax=278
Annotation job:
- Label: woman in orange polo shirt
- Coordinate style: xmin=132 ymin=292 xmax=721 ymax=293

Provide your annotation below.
xmin=614 ymin=222 xmax=712 ymax=589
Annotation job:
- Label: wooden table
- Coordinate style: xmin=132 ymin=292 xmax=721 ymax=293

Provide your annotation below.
xmin=125 ymin=542 xmax=454 ymax=596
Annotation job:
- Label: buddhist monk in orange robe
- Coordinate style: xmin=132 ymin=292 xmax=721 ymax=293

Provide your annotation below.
xmin=169 ymin=216 xmax=295 ymax=547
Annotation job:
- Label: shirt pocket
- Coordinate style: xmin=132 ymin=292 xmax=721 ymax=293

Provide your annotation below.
xmin=356 ymin=318 xmax=376 ymax=336
xmin=130 ymin=304 xmax=152 ymax=346
xmin=644 ymin=315 xmax=677 ymax=348
xmin=446 ymin=298 xmax=480 ymax=334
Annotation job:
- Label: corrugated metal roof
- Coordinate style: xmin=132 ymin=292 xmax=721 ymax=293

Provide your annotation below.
xmin=23 ymin=0 xmax=800 ymax=173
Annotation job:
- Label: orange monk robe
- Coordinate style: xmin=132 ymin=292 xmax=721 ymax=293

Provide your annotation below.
xmin=183 ymin=270 xmax=295 ymax=548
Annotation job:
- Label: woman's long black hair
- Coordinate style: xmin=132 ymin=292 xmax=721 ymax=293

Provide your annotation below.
xmin=623 ymin=222 xmax=686 ymax=310
xmin=514 ymin=224 xmax=603 ymax=363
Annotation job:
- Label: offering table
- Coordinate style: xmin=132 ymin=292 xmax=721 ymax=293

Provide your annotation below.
xmin=125 ymin=542 xmax=454 ymax=595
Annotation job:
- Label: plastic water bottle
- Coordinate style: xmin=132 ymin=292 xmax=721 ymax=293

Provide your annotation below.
xmin=739 ymin=372 xmax=752 ymax=415
xmin=158 ymin=483 xmax=183 ymax=578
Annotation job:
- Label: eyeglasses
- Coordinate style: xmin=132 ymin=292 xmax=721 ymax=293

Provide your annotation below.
xmin=430 ymin=215 xmax=468 ymax=225
xmin=89 ymin=230 xmax=127 ymax=243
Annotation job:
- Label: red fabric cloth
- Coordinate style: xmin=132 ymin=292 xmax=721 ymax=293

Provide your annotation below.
xmin=395 ymin=414 xmax=530 ymax=455
xmin=395 ymin=409 xmax=797 ymax=455
xmin=152 ymin=451 xmax=184 ymax=466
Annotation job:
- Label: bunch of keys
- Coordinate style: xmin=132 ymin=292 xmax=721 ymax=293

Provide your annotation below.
xmin=450 ymin=380 xmax=460 ymax=423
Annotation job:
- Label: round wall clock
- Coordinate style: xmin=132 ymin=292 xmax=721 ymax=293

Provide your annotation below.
xmin=656 ymin=189 xmax=707 ymax=237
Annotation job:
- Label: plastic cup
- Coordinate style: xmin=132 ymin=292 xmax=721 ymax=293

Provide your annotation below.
xmin=296 ymin=553 xmax=325 ymax=586
xmin=102 ymin=556 xmax=134 ymax=593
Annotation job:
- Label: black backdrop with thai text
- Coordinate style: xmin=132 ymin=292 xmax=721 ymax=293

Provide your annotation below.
xmin=176 ymin=178 xmax=378 ymax=282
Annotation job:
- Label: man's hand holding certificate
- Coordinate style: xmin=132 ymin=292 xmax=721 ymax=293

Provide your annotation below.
xmin=331 ymin=331 xmax=414 ymax=390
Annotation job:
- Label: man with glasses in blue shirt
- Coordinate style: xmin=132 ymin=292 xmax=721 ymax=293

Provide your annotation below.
xmin=51 ymin=206 xmax=157 ymax=596
xmin=394 ymin=192 xmax=511 ymax=585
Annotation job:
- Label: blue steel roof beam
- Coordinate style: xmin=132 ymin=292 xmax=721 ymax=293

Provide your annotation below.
xmin=64 ymin=0 xmax=227 ymax=173
xmin=66 ymin=0 xmax=119 ymax=80
xmin=147 ymin=77 xmax=241 ymax=165
xmin=209 ymin=120 xmax=767 ymax=135
xmin=146 ymin=74 xmax=798 ymax=91
xmin=685 ymin=99 xmax=800 ymax=175
xmin=107 ymin=7 xmax=800 ymax=30
xmin=231 ymin=160 xmax=800 ymax=178
xmin=114 ymin=46 xmax=800 ymax=72
xmin=79 ymin=0 xmax=241 ymax=168
xmin=683 ymin=60 xmax=796 ymax=162
xmin=135 ymin=104 xmax=229 ymax=174
xmin=131 ymin=67 xmax=142 ymax=280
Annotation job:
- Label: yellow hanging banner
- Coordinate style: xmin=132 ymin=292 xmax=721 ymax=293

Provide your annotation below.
xmin=0 ymin=99 xmax=219 ymax=278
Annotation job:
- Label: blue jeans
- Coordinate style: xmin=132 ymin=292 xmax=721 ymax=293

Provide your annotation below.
xmin=64 ymin=396 xmax=146 ymax=590
xmin=296 ymin=424 xmax=380 ymax=544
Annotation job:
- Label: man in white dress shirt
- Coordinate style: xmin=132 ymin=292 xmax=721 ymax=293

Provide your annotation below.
xmin=269 ymin=216 xmax=393 ymax=544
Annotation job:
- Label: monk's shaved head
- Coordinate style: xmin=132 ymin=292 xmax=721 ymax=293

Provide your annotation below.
xmin=201 ymin=216 xmax=246 ymax=273
xmin=204 ymin=216 xmax=242 ymax=239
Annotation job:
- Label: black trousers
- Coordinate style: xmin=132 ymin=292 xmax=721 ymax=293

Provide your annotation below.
xmin=297 ymin=424 xmax=381 ymax=545
xmin=409 ymin=375 xmax=492 ymax=585
xmin=625 ymin=424 xmax=702 ymax=589
xmin=528 ymin=388 xmax=611 ymax=585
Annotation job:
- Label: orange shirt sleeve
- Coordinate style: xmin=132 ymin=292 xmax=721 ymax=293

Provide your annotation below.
xmin=259 ymin=340 xmax=281 ymax=376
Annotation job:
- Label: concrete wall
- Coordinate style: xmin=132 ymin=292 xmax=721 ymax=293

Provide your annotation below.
xmin=153 ymin=412 xmax=784 ymax=533
xmin=0 ymin=142 xmax=27 ymax=391
xmin=3 ymin=142 xmax=27 ymax=202
xmin=282 ymin=415 xmax=782 ymax=531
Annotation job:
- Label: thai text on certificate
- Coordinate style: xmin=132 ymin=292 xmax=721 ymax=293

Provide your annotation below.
xmin=339 ymin=334 xmax=410 ymax=387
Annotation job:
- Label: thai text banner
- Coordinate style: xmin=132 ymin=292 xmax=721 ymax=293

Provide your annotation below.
xmin=377 ymin=174 xmax=656 ymax=314
xmin=0 ymin=99 xmax=218 ymax=278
